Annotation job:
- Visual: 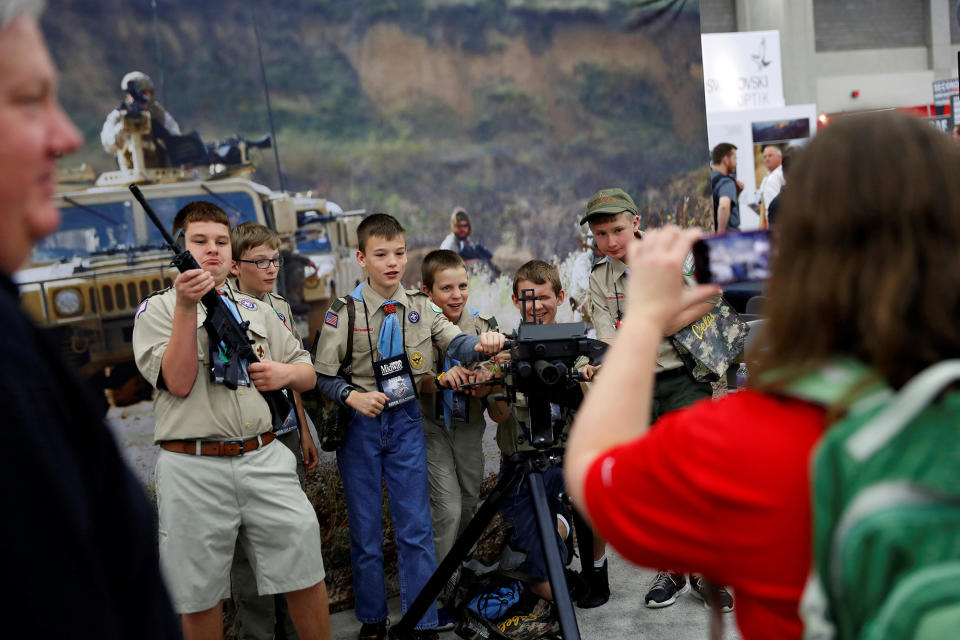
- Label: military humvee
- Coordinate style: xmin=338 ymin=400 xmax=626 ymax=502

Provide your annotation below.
xmin=16 ymin=128 xmax=362 ymax=403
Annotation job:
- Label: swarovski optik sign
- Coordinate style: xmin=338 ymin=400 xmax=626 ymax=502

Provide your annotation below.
xmin=701 ymin=30 xmax=784 ymax=113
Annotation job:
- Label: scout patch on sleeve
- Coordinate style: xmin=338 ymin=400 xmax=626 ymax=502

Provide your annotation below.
xmin=429 ymin=302 xmax=442 ymax=314
xmin=408 ymin=310 xmax=420 ymax=324
xmin=324 ymin=310 xmax=339 ymax=328
xmin=136 ymin=299 xmax=149 ymax=318
xmin=410 ymin=351 xmax=424 ymax=369
xmin=239 ymin=299 xmax=257 ymax=310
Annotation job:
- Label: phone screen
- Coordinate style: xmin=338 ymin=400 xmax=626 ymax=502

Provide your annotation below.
xmin=693 ymin=230 xmax=772 ymax=285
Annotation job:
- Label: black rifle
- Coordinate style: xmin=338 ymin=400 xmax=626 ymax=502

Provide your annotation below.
xmin=130 ymin=184 xmax=291 ymax=429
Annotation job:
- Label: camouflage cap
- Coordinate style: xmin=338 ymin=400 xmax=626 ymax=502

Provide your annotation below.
xmin=581 ymin=188 xmax=638 ymax=225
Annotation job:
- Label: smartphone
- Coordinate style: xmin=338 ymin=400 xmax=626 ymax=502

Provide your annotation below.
xmin=693 ymin=230 xmax=772 ymax=285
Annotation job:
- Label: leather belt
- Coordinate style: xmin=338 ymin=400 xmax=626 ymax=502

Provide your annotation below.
xmin=160 ymin=432 xmax=276 ymax=457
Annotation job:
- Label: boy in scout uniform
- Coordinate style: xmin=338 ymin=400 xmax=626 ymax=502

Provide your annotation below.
xmin=228 ymin=222 xmax=319 ymax=640
xmin=581 ymin=188 xmax=732 ymax=611
xmin=312 ymin=214 xmax=505 ymax=640
xmin=417 ymin=250 xmax=500 ymax=629
xmin=485 ymin=261 xmax=609 ymax=618
xmin=132 ymin=201 xmax=331 ymax=640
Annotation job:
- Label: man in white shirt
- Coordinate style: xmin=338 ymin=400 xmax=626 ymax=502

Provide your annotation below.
xmin=758 ymin=145 xmax=785 ymax=227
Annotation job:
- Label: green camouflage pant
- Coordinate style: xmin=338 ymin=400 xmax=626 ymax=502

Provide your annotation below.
xmin=231 ymin=429 xmax=306 ymax=640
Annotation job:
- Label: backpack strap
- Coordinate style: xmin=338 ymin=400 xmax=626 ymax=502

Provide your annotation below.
xmin=339 ymin=298 xmax=356 ymax=383
xmin=846 ymin=359 xmax=960 ymax=461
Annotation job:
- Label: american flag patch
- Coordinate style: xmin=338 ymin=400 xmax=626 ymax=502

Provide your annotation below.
xmin=324 ymin=310 xmax=338 ymax=328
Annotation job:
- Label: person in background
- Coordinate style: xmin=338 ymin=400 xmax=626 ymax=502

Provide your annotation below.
xmin=565 ymin=111 xmax=960 ymax=640
xmin=100 ymin=70 xmax=181 ymax=155
xmin=0 ymin=1 xmax=179 ymax=637
xmin=710 ymin=143 xmax=743 ymax=232
xmin=757 ymin=145 xmax=784 ymax=228
xmin=440 ymin=206 xmax=495 ymax=267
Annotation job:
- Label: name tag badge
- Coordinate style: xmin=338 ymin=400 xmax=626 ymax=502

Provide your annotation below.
xmin=374 ymin=353 xmax=417 ymax=410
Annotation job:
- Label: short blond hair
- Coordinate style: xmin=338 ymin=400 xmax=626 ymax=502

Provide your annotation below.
xmin=231 ymin=222 xmax=279 ymax=260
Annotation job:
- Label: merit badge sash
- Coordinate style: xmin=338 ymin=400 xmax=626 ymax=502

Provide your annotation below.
xmin=375 ymin=353 xmax=417 ymax=410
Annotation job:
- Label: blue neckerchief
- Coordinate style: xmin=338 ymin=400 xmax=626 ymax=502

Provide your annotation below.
xmin=440 ymin=308 xmax=479 ymax=428
xmin=351 ymin=283 xmax=402 ymax=359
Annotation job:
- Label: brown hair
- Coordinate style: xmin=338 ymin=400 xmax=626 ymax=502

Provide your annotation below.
xmin=711 ymin=142 xmax=736 ymax=165
xmin=172 ymin=200 xmax=229 ymax=236
xmin=753 ymin=112 xmax=960 ymax=390
xmin=230 ymin=222 xmax=279 ymax=260
xmin=513 ymin=260 xmax=562 ymax=297
xmin=357 ymin=213 xmax=405 ymax=252
xmin=421 ymin=249 xmax=466 ymax=290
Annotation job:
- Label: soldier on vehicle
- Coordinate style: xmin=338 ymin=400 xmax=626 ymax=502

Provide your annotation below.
xmin=100 ymin=70 xmax=181 ymax=163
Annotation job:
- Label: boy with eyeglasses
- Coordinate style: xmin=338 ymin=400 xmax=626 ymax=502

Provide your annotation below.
xmin=229 ymin=221 xmax=319 ymax=640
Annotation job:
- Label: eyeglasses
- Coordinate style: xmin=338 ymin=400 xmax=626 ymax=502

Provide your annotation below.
xmin=238 ymin=257 xmax=284 ymax=270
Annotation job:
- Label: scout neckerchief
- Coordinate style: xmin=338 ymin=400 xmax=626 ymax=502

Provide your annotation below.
xmin=439 ymin=307 xmax=478 ymax=428
xmin=210 ymin=283 xmax=251 ymax=387
xmin=351 ymin=282 xmax=417 ymax=409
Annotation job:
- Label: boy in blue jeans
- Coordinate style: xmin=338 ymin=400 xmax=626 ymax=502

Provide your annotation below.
xmin=312 ymin=214 xmax=505 ymax=640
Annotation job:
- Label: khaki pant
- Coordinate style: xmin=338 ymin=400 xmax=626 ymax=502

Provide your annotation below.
xmin=231 ymin=430 xmax=306 ymax=640
xmin=423 ymin=416 xmax=486 ymax=562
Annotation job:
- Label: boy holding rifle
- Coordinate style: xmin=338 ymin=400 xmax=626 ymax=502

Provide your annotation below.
xmin=132 ymin=200 xmax=330 ymax=640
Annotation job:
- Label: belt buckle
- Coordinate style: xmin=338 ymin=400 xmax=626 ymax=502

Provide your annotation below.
xmin=222 ymin=438 xmax=246 ymax=457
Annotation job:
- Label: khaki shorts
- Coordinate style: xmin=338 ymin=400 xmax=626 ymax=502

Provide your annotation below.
xmin=156 ymin=438 xmax=325 ymax=613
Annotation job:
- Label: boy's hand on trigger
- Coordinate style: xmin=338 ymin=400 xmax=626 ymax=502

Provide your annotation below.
xmin=580 ymin=364 xmax=601 ymax=381
xmin=475 ymin=331 xmax=506 ymax=355
xmin=346 ymin=390 xmax=389 ymax=418
xmin=174 ymin=268 xmax=215 ymax=310
xmin=438 ymin=365 xmax=474 ymax=391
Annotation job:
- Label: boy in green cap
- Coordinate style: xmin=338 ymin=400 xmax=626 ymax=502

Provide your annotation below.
xmin=581 ymin=188 xmax=734 ymax=612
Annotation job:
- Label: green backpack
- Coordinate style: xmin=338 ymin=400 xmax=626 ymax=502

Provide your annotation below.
xmin=784 ymin=359 xmax=960 ymax=640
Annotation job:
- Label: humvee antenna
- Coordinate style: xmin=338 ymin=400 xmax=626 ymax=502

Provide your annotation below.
xmin=251 ymin=6 xmax=285 ymax=192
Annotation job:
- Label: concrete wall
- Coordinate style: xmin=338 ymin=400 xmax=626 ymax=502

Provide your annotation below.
xmin=699 ymin=0 xmax=957 ymax=113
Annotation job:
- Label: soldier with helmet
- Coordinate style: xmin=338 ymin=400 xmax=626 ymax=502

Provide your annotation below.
xmin=100 ymin=70 xmax=181 ymax=158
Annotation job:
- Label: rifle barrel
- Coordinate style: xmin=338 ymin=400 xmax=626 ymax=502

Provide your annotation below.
xmin=129 ymin=184 xmax=176 ymax=248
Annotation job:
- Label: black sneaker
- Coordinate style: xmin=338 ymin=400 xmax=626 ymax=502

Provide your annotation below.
xmin=643 ymin=571 xmax=688 ymax=608
xmin=691 ymin=575 xmax=734 ymax=612
xmin=358 ymin=619 xmax=388 ymax=640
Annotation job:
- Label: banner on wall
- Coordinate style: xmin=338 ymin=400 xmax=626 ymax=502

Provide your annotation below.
xmin=701 ymin=30 xmax=784 ymax=113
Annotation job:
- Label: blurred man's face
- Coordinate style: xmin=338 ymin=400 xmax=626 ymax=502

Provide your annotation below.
xmin=0 ymin=16 xmax=81 ymax=274
xmin=762 ymin=147 xmax=781 ymax=172
xmin=724 ymin=150 xmax=738 ymax=173
xmin=455 ymin=219 xmax=471 ymax=240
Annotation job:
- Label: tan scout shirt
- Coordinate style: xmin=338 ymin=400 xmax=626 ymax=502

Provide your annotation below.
xmin=418 ymin=309 xmax=496 ymax=427
xmin=313 ymin=282 xmax=465 ymax=393
xmin=228 ymin=276 xmax=301 ymax=342
xmin=132 ymin=281 xmax=312 ymax=442
xmin=589 ymin=257 xmax=685 ymax=371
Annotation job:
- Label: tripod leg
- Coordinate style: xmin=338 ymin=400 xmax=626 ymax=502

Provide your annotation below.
xmin=389 ymin=461 xmax=526 ymax=639
xmin=527 ymin=468 xmax=582 ymax=640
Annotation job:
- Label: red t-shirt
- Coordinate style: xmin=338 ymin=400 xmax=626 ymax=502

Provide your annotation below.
xmin=584 ymin=390 xmax=826 ymax=640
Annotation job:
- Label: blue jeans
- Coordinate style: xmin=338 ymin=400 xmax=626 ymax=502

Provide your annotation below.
xmin=337 ymin=401 xmax=439 ymax=630
xmin=499 ymin=461 xmax=569 ymax=582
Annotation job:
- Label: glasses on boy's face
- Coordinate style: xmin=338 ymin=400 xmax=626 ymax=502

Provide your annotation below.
xmin=238 ymin=257 xmax=284 ymax=269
